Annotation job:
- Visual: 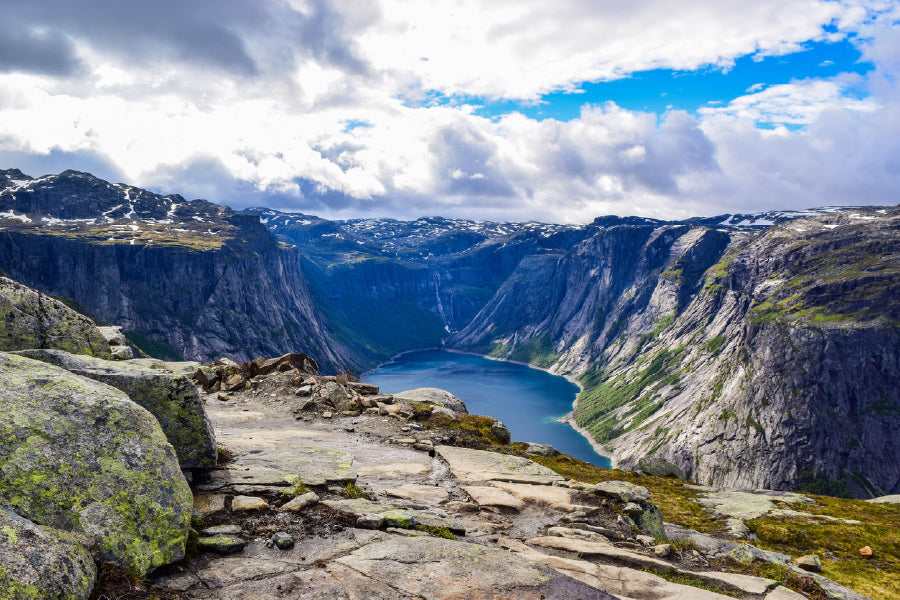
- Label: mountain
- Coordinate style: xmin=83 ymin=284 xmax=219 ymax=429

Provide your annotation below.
xmin=0 ymin=169 xmax=352 ymax=370
xmin=1 ymin=168 xmax=897 ymax=498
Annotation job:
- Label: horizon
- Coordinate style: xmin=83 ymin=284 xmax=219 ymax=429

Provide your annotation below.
xmin=1 ymin=1 xmax=899 ymax=223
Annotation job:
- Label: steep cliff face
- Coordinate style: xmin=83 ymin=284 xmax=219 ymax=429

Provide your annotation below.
xmin=452 ymin=207 xmax=899 ymax=497
xmin=0 ymin=170 xmax=351 ymax=370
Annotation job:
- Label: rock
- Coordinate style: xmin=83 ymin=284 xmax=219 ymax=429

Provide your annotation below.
xmin=109 ymin=345 xmax=134 ymax=360
xmin=0 ymin=507 xmax=96 ymax=600
xmin=0 ymin=276 xmax=111 ymax=358
xmin=271 ymin=532 xmax=295 ymax=549
xmin=197 ymin=535 xmax=247 ymax=555
xmin=335 ymin=536 xmax=610 ymax=599
xmin=324 ymin=498 xmax=420 ymax=529
xmin=431 ymin=405 xmax=457 ymax=419
xmin=654 ymin=543 xmax=674 ymax=558
xmin=435 ymin=445 xmax=564 ymax=485
xmin=217 ymin=392 xmax=229 ymax=401
xmin=490 ymin=481 xmax=573 ymax=506
xmin=724 ymin=517 xmax=752 ymax=539
xmin=527 ymin=536 xmax=675 ymax=572
xmin=201 ymin=524 xmax=242 ymax=536
xmin=547 ymin=527 xmax=610 ymax=544
xmin=295 ymin=384 xmax=312 ymax=396
xmin=0 ymin=353 xmax=192 ymax=576
xmin=526 ymin=442 xmax=560 ymax=456
xmin=462 ymin=485 xmax=526 ymax=510
xmin=794 ymin=554 xmax=822 ymax=573
xmin=765 ymin=586 xmax=809 ymax=600
xmin=15 ymin=348 xmax=217 ymax=469
xmin=859 ymin=545 xmax=873 ymax=557
xmin=196 ymin=448 xmax=356 ymax=490
xmin=348 ymin=381 xmax=379 ymax=395
xmin=257 ymin=352 xmax=319 ymax=376
xmin=593 ymin=480 xmax=651 ymax=502
xmin=223 ymin=372 xmax=245 ymax=391
xmin=867 ymin=495 xmax=900 ymax=504
xmin=635 ymin=500 xmax=667 ymax=539
xmin=491 ymin=419 xmax=511 ymax=443
xmin=726 ymin=543 xmax=791 ymax=566
xmin=695 ymin=571 xmax=779 ymax=595
xmin=193 ymin=494 xmax=226 ymax=520
xmin=280 ymin=491 xmax=319 ymax=511
xmin=356 ymin=513 xmax=386 ymax=529
xmin=98 ymin=325 xmax=128 ymax=347
xmin=385 ymin=483 xmax=450 ymax=504
xmin=393 ymin=387 xmax=469 ymax=414
xmin=622 ymin=502 xmax=644 ymax=518
xmin=638 ymin=456 xmax=687 ymax=480
xmin=231 ymin=496 xmax=269 ymax=512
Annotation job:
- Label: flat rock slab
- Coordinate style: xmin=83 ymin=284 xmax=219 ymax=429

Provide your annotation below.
xmin=696 ymin=571 xmax=778 ymax=595
xmin=231 ymin=495 xmax=270 ymax=512
xmin=867 ymin=494 xmax=900 ymax=504
xmin=436 ymin=445 xmax=563 ymax=485
xmin=766 ymin=586 xmax=810 ymax=600
xmin=385 ymin=483 xmax=450 ymax=504
xmin=463 ymin=485 xmax=526 ymax=510
xmin=491 ymin=480 xmax=573 ymax=505
xmin=501 ymin=538 xmax=735 ymax=600
xmin=325 ymin=498 xmax=460 ymax=531
xmin=356 ymin=462 xmax=430 ymax=477
xmin=335 ymin=536 xmax=614 ymax=599
xmin=694 ymin=489 xmax=815 ymax=520
xmin=196 ymin=447 xmax=356 ymax=490
xmin=592 ymin=480 xmax=651 ymax=502
xmin=194 ymin=557 xmax=296 ymax=589
xmin=527 ymin=536 xmax=674 ymax=572
xmin=193 ymin=493 xmax=226 ymax=519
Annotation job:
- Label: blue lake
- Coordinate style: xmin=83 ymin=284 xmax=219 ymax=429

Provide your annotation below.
xmin=363 ymin=349 xmax=611 ymax=468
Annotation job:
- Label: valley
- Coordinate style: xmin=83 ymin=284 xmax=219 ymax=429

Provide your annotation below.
xmin=1 ymin=168 xmax=898 ymax=499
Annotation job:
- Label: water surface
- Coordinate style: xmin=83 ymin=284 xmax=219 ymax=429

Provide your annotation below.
xmin=363 ymin=349 xmax=610 ymax=467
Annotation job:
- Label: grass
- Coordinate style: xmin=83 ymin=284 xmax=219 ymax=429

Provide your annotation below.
xmin=124 ymin=330 xmax=184 ymax=361
xmin=506 ymin=333 xmax=561 ymax=369
xmin=416 ymin=524 xmax=457 ymax=540
xmin=340 ymin=482 xmax=371 ymax=500
xmin=745 ymin=495 xmax=900 ymax=600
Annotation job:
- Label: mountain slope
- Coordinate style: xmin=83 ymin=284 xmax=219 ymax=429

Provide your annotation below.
xmin=0 ymin=169 xmax=352 ymax=369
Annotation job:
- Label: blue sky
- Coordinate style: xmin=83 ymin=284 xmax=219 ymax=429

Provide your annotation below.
xmin=0 ymin=1 xmax=898 ymax=223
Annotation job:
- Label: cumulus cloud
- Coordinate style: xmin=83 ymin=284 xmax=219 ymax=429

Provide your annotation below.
xmin=0 ymin=0 xmax=898 ymax=222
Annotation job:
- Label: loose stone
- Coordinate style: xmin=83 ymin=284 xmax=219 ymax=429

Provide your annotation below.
xmin=272 ymin=532 xmax=295 ymax=549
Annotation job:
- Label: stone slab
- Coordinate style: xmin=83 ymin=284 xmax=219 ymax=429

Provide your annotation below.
xmin=385 ymin=483 xmax=450 ymax=504
xmin=491 ymin=480 xmax=573 ymax=505
xmin=336 ymin=536 xmax=613 ymax=599
xmin=463 ymin=485 xmax=526 ymax=510
xmin=196 ymin=447 xmax=356 ymax=490
xmin=436 ymin=445 xmax=563 ymax=485
xmin=527 ymin=536 xmax=674 ymax=572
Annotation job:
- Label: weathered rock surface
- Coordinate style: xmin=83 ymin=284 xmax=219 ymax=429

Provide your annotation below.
xmin=0 ymin=507 xmax=96 ymax=600
xmin=14 ymin=348 xmax=216 ymax=469
xmin=0 ymin=353 xmax=192 ymax=575
xmin=393 ymin=387 xmax=469 ymax=413
xmin=336 ymin=536 xmax=614 ymax=599
xmin=436 ymin=445 xmax=564 ymax=484
xmin=0 ymin=276 xmax=111 ymax=358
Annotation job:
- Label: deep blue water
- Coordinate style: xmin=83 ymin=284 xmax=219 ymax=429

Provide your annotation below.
xmin=363 ymin=349 xmax=611 ymax=467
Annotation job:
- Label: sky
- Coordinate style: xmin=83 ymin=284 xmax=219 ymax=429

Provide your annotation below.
xmin=0 ymin=1 xmax=898 ymax=223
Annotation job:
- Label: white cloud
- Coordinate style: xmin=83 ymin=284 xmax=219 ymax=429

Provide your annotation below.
xmin=0 ymin=0 xmax=898 ymax=222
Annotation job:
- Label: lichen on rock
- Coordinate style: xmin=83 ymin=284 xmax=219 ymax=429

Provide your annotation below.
xmin=0 ymin=353 xmax=192 ymax=576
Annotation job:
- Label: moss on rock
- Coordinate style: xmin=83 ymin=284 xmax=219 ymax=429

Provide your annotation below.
xmin=0 ymin=353 xmax=192 ymax=576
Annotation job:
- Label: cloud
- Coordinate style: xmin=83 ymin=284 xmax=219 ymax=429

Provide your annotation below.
xmin=0 ymin=0 xmax=898 ymax=223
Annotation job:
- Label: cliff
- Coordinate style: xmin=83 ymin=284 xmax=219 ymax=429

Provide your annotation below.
xmin=0 ymin=169 xmax=352 ymax=370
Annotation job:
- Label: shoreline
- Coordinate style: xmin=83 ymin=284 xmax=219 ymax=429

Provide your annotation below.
xmin=366 ymin=346 xmax=612 ymax=466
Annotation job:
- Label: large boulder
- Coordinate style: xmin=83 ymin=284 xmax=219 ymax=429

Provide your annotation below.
xmin=0 ymin=507 xmax=96 ymax=600
xmin=14 ymin=349 xmax=216 ymax=469
xmin=0 ymin=276 xmax=110 ymax=358
xmin=0 ymin=353 xmax=193 ymax=575
xmin=393 ymin=387 xmax=469 ymax=414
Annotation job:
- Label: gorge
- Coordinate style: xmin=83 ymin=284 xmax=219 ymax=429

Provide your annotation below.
xmin=1 ymin=168 xmax=897 ymax=499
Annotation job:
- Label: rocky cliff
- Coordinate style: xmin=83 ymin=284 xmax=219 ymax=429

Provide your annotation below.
xmin=0 ymin=169 xmax=352 ymax=370
xmin=2 ymin=168 xmax=897 ymax=498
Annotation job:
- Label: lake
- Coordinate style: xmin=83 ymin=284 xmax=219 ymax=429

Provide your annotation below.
xmin=363 ymin=349 xmax=611 ymax=467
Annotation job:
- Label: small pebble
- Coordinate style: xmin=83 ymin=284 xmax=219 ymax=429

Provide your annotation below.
xmin=272 ymin=532 xmax=294 ymax=550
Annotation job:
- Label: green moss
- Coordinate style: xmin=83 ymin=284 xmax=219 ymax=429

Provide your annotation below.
xmin=416 ymin=524 xmax=457 ymax=540
xmin=341 ymin=482 xmax=371 ymax=500
xmin=704 ymin=335 xmax=727 ymax=355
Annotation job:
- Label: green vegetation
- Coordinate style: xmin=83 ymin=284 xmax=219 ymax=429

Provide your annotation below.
xmin=415 ymin=524 xmax=456 ymax=540
xmin=704 ymin=335 xmax=727 ymax=355
xmin=124 ymin=331 xmax=184 ymax=361
xmin=575 ymin=346 xmax=684 ymax=443
xmin=506 ymin=334 xmax=561 ymax=369
xmin=340 ymin=482 xmax=371 ymax=500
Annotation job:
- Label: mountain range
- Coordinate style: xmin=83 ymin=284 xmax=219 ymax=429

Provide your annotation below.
xmin=1 ymin=168 xmax=897 ymax=498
